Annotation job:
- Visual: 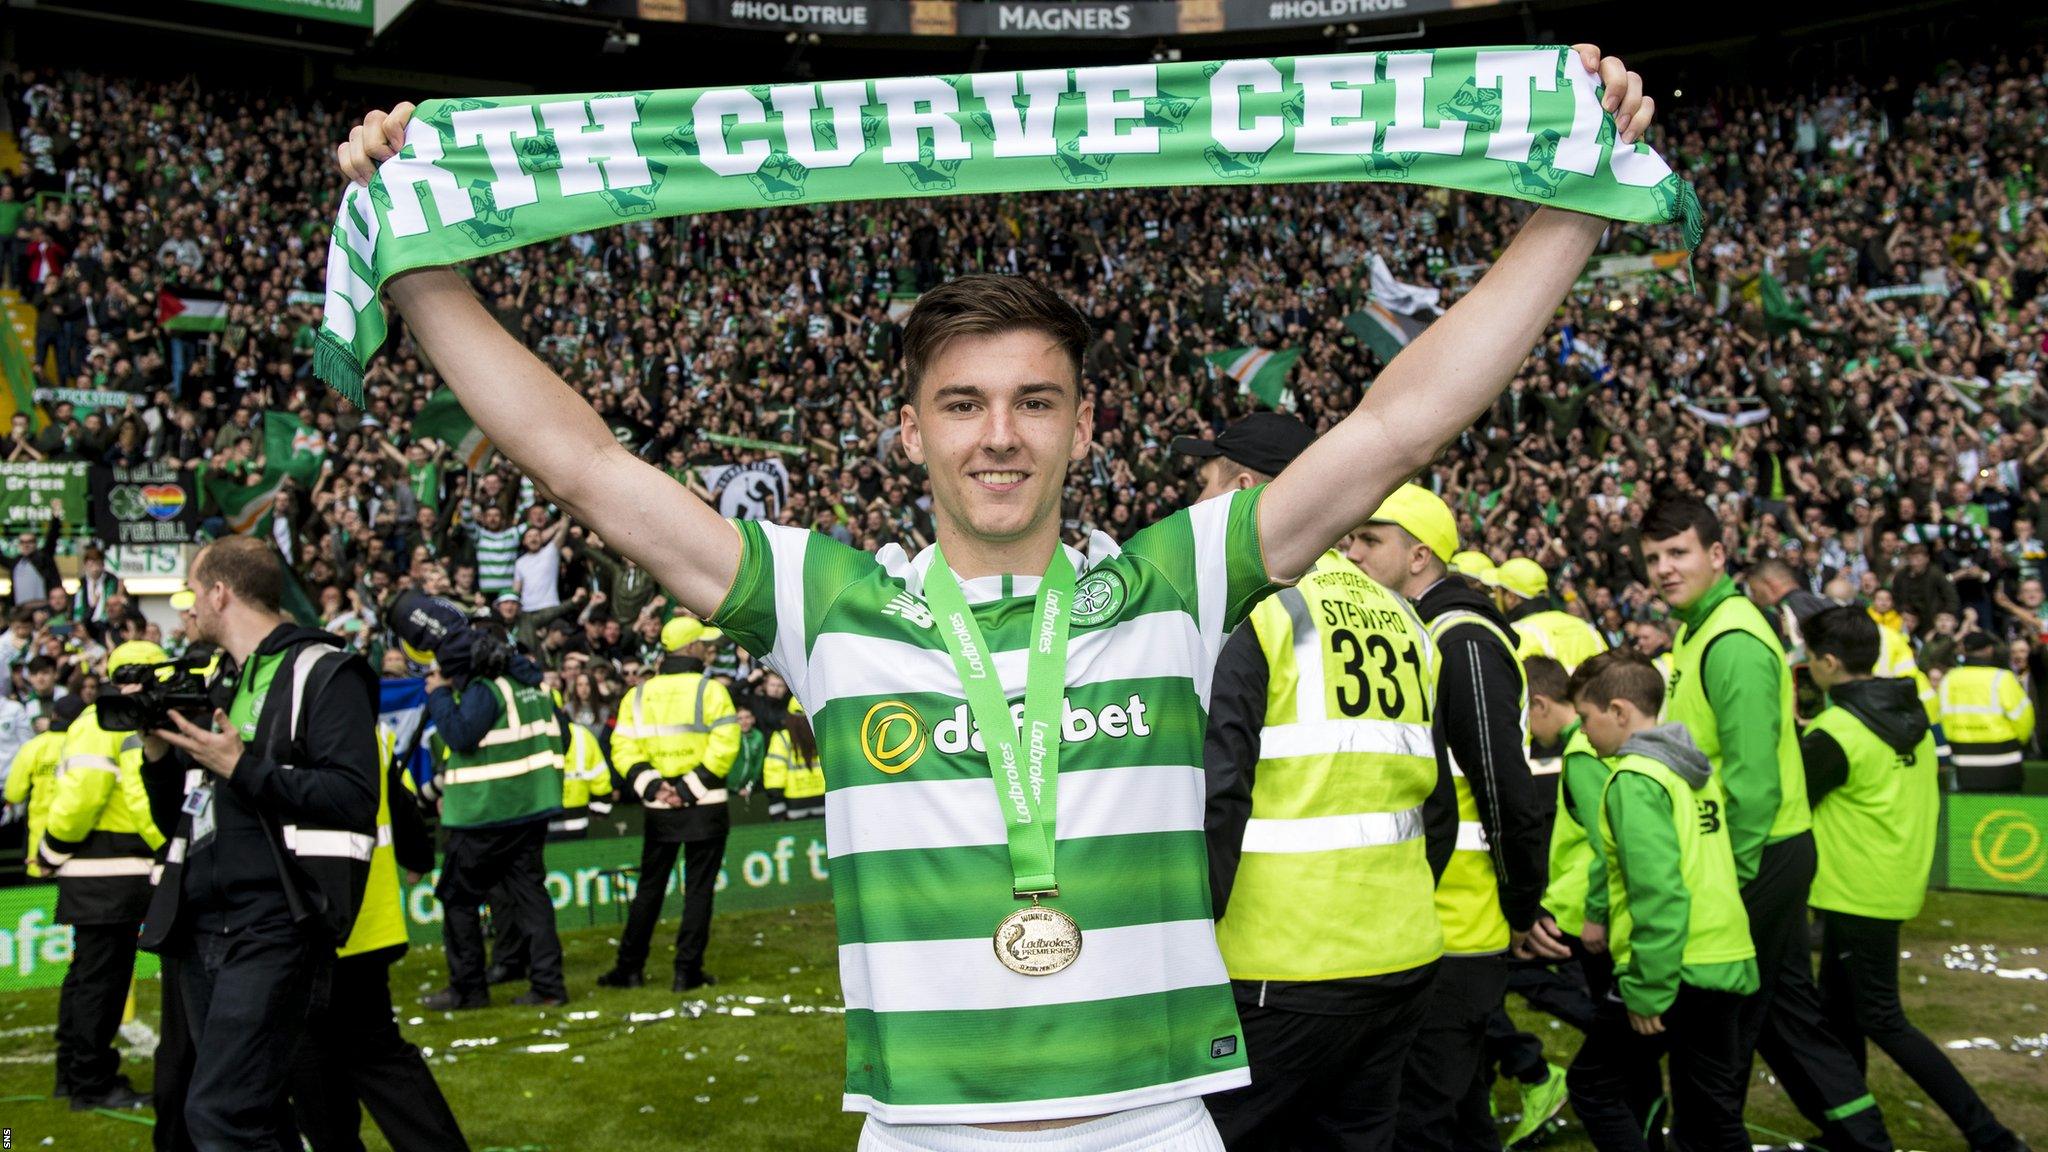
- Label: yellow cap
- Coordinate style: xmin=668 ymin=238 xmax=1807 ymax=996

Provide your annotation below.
xmin=1487 ymin=557 xmax=1550 ymax=600
xmin=1366 ymin=484 xmax=1457 ymax=563
xmin=169 ymin=590 xmax=196 ymax=611
xmin=1448 ymin=550 xmax=1495 ymax=579
xmin=661 ymin=616 xmax=723 ymax=652
xmin=107 ymin=641 xmax=170 ymax=676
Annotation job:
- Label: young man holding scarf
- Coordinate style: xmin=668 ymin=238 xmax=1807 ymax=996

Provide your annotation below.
xmin=334 ymin=46 xmax=1655 ymax=1148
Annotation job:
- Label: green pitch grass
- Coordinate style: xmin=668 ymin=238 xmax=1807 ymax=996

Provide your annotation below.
xmin=0 ymin=891 xmax=2040 ymax=1150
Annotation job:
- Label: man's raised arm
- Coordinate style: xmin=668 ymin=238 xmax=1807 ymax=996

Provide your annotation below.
xmin=1259 ymin=44 xmax=1654 ymax=583
xmin=336 ymin=105 xmax=739 ymax=619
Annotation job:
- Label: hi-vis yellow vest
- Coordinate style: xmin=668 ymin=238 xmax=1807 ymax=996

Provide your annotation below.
xmin=1513 ymin=609 xmax=1609 ymax=673
xmin=1873 ymin=625 xmax=1937 ymax=721
xmin=1214 ymin=551 xmax=1443 ymax=981
xmin=557 ymin=721 xmax=614 ymax=834
xmin=1539 ymin=725 xmax=1603 ymax=937
xmin=1937 ymin=664 xmax=2034 ymax=772
xmin=5 ymin=730 xmax=66 ymax=879
xmin=1427 ymin=609 xmax=1523 ymax=955
xmin=339 ymin=725 xmax=405 ymax=959
xmin=1668 ymin=595 xmax=1809 ymax=842
xmin=764 ymin=727 xmax=826 ymax=821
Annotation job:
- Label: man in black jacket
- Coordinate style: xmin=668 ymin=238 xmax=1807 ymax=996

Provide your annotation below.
xmin=140 ymin=538 xmax=379 ymax=1151
xmin=1350 ymin=489 xmax=1564 ymax=1152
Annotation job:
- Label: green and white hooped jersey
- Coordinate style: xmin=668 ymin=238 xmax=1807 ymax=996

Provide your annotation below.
xmin=473 ymin=524 xmax=520 ymax=593
xmin=711 ymin=488 xmax=1275 ymax=1124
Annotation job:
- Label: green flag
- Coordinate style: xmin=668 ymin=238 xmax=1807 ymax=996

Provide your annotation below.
xmin=312 ymin=47 xmax=1705 ymax=405
xmin=203 ymin=469 xmax=282 ymax=537
xmin=280 ymin=565 xmax=324 ymax=628
xmin=264 ymin=411 xmax=327 ymax=486
xmin=1205 ymin=346 xmax=1300 ymax=410
xmin=1758 ymin=272 xmax=1814 ymax=335
xmin=1344 ymin=303 xmax=1433 ymax=366
xmin=413 ymin=388 xmax=494 ymax=470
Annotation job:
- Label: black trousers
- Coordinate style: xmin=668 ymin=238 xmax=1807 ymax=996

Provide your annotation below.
xmin=1739 ymin=833 xmax=1891 ymax=1152
xmin=489 ymin=883 xmax=534 ymax=976
xmin=1953 ymin=763 xmax=2023 ymax=793
xmin=615 ymin=835 xmax=725 ymax=978
xmin=290 ymin=949 xmax=470 ymax=1152
xmin=1568 ymin=984 xmax=1749 ymax=1152
xmin=1204 ymin=963 xmax=1436 ymax=1152
xmin=1396 ymin=954 xmax=1507 ymax=1152
xmin=1818 ymin=910 xmax=2017 ymax=1152
xmin=153 ymin=955 xmax=196 ymax=1152
xmin=179 ymin=919 xmax=326 ymax=1152
xmin=55 ymin=920 xmax=138 ymax=1098
xmin=437 ymin=821 xmax=564 ymax=999
xmin=1484 ymin=952 xmax=1598 ymax=1085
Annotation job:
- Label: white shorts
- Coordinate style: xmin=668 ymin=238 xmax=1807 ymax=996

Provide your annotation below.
xmin=857 ymin=1099 xmax=1224 ymax=1152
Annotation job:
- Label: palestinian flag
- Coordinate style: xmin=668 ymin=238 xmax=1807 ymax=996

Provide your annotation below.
xmin=1345 ymin=303 xmax=1432 ymax=366
xmin=1204 ymin=346 xmax=1299 ymax=410
xmin=203 ymin=470 xmax=281 ymax=537
xmin=158 ymin=288 xmax=228 ymax=334
xmin=265 ymin=411 xmax=327 ymax=486
xmin=413 ymin=388 xmax=494 ymax=470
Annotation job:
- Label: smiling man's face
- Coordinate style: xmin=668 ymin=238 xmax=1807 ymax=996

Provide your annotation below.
xmin=899 ymin=327 xmax=1092 ymax=560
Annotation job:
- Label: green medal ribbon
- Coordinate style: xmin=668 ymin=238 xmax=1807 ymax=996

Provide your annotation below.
xmin=314 ymin=47 xmax=1703 ymax=406
xmin=923 ymin=547 xmax=1076 ymax=897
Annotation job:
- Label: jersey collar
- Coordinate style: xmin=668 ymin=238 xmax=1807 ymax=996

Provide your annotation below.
xmin=880 ymin=532 xmax=1118 ymax=604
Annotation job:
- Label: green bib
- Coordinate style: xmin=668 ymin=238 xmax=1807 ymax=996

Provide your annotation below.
xmin=1667 ymin=594 xmax=1809 ymax=841
xmin=439 ymin=677 xmax=566 ymax=829
xmin=1805 ymin=705 xmax=1938 ymax=920
xmin=1599 ymin=753 xmax=1755 ymax=978
xmin=228 ymin=650 xmax=286 ymax=743
xmin=1540 ymin=725 xmax=1603 ymax=936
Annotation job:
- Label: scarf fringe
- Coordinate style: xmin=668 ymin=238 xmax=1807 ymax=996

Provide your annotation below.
xmin=313 ymin=335 xmax=365 ymax=409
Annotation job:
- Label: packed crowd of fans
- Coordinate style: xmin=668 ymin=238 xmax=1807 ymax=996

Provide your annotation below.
xmin=0 ymin=42 xmax=2045 ymax=754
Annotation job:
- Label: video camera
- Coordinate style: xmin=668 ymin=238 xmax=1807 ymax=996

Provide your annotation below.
xmin=98 ymin=654 xmax=230 ymax=733
xmin=388 ymin=590 xmax=511 ymax=684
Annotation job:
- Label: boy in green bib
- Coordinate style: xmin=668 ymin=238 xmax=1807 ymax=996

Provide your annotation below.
xmin=1565 ymin=649 xmax=1759 ymax=1152
xmin=1801 ymin=609 xmax=2026 ymax=1152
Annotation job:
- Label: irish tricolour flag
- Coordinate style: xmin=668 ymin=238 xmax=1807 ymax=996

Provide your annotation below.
xmin=414 ymin=388 xmax=495 ymax=470
xmin=158 ymin=288 xmax=228 ymax=333
xmin=1205 ymin=346 xmax=1300 ymax=410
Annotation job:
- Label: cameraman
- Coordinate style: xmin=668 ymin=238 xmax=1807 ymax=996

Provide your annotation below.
xmin=136 ymin=538 xmax=380 ymax=1151
xmin=418 ymin=618 xmax=569 ymax=1010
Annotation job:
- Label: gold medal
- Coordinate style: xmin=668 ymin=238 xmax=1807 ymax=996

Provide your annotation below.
xmin=992 ymin=903 xmax=1082 ymax=976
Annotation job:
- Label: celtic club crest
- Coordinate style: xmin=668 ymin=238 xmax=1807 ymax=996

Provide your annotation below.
xmin=1069 ymin=569 xmax=1128 ymax=627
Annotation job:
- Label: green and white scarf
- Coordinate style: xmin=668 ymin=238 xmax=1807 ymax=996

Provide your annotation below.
xmin=315 ymin=46 xmax=1703 ymax=404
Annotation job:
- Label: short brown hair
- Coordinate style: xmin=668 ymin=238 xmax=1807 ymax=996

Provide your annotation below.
xmin=1567 ymin=648 xmax=1665 ymax=716
xmin=1523 ymin=655 xmax=1569 ymax=703
xmin=899 ymin=274 xmax=1091 ymax=405
xmin=192 ymin=537 xmax=284 ymax=612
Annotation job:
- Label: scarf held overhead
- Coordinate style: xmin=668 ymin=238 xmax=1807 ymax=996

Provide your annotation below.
xmin=315 ymin=46 xmax=1702 ymax=404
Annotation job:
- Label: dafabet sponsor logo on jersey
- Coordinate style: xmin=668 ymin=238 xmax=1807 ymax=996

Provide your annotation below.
xmin=859 ymin=696 xmax=1154 ymax=774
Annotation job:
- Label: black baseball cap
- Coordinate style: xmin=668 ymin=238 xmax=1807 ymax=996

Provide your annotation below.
xmin=51 ymin=694 xmax=85 ymax=731
xmin=1171 ymin=412 xmax=1316 ymax=477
